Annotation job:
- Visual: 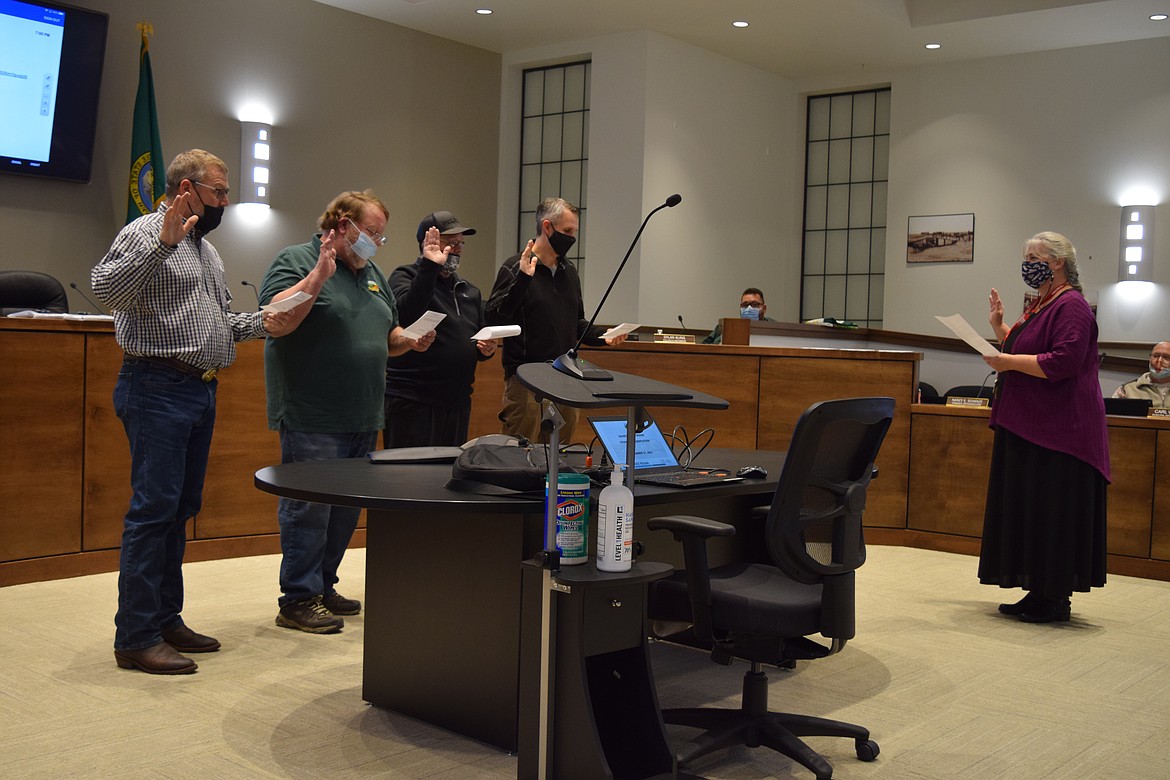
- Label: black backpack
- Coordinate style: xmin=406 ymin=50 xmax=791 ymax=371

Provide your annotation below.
xmin=447 ymin=442 xmax=567 ymax=494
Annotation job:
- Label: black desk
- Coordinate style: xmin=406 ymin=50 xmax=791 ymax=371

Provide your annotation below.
xmin=254 ymin=447 xmax=785 ymax=753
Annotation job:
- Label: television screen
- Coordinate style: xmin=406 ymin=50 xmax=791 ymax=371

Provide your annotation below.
xmin=0 ymin=0 xmax=109 ymax=183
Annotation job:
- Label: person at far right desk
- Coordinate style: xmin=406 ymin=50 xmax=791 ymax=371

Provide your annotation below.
xmin=701 ymin=287 xmax=773 ymax=344
xmin=1113 ymin=341 xmax=1170 ymax=407
xmin=980 ymin=231 xmax=1109 ymax=625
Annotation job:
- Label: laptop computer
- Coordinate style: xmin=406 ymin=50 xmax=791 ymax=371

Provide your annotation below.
xmin=587 ymin=415 xmax=744 ymax=488
xmin=1103 ymin=397 xmax=1152 ymax=417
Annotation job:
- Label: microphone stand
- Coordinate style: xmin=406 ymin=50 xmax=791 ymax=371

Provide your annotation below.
xmin=70 ymin=282 xmax=107 ymax=314
xmin=241 ymin=280 xmax=261 ymax=310
xmin=552 ymin=194 xmax=682 ymax=380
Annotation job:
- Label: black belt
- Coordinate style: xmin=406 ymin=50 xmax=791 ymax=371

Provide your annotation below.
xmin=129 ymin=356 xmax=218 ymax=382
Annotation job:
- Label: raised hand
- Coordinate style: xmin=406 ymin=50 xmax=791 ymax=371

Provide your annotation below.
xmin=160 ymin=191 xmax=199 ymax=247
xmin=421 ymin=226 xmax=449 ymax=266
xmin=989 ymin=288 xmax=1004 ymax=328
xmin=518 ymin=239 xmax=537 ymax=276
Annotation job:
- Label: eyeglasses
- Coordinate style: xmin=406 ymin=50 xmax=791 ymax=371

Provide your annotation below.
xmin=192 ymin=181 xmax=230 ymax=200
xmin=348 ymin=217 xmax=387 ymax=246
xmin=740 ymin=301 xmax=764 ymax=309
xmin=442 ymin=237 xmax=466 ymax=249
xmin=1152 ymin=353 xmax=1170 ymax=362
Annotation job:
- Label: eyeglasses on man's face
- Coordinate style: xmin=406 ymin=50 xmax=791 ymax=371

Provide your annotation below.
xmin=348 ymin=217 xmax=387 ymax=246
xmin=741 ymin=300 xmax=764 ymax=309
xmin=192 ymin=181 xmax=230 ymax=201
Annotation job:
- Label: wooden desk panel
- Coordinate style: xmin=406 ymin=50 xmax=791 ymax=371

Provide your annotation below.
xmin=0 ymin=331 xmax=85 ymax=559
xmin=907 ymin=405 xmax=1166 ymax=572
xmin=907 ymin=410 xmax=993 ymax=538
xmin=1152 ymin=432 xmax=1170 ymax=561
xmin=191 ymin=343 xmax=284 ymax=539
xmin=759 ymin=356 xmax=914 ymax=528
xmin=1106 ymin=426 xmax=1154 ymax=558
xmin=83 ymin=334 xmax=131 ymax=550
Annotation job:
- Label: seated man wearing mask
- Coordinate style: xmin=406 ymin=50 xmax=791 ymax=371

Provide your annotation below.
xmin=702 ymin=287 xmax=773 ymax=345
xmin=1114 ymin=341 xmax=1170 ymax=408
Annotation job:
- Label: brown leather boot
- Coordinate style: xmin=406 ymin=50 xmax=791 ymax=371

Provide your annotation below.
xmin=114 ymin=641 xmax=198 ymax=674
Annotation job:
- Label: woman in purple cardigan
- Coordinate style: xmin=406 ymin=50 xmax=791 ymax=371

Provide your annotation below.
xmin=980 ymin=232 xmax=1110 ymax=623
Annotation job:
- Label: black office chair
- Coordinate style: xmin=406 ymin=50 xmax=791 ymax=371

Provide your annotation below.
xmin=0 ymin=270 xmax=69 ymax=316
xmin=646 ymin=396 xmax=895 ymax=779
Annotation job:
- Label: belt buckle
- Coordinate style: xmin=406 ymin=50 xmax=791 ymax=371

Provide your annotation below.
xmin=201 ymin=368 xmax=218 ymax=382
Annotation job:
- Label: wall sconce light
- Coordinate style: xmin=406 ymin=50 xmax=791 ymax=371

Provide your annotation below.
xmin=240 ymin=121 xmax=272 ymax=206
xmin=1118 ymin=205 xmax=1154 ymax=282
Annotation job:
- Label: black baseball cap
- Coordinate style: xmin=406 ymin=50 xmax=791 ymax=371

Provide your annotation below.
xmin=416 ymin=211 xmax=477 ymax=246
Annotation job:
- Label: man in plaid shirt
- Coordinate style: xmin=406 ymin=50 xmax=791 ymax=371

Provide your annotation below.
xmin=92 ymin=149 xmax=314 ymax=675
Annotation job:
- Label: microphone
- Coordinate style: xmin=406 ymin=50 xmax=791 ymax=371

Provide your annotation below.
xmin=70 ymin=282 xmax=107 ymax=314
xmin=241 ymin=280 xmax=260 ymax=310
xmin=552 ymin=193 xmax=683 ymax=380
xmin=677 ymin=314 xmax=686 ymax=330
xmin=979 ymin=369 xmax=996 ymax=403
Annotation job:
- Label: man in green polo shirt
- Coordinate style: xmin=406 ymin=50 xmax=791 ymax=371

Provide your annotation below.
xmin=260 ymin=190 xmax=435 ymax=633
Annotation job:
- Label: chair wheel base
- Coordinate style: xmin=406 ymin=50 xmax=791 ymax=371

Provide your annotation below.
xmin=856 ymin=738 xmax=880 ymax=761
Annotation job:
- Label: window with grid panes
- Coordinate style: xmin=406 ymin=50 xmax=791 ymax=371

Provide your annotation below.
xmin=801 ymin=88 xmax=890 ymax=328
xmin=519 ymin=61 xmax=590 ymax=276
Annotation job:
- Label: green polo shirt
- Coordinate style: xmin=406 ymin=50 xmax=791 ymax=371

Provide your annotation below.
xmin=260 ymin=236 xmax=397 ymax=433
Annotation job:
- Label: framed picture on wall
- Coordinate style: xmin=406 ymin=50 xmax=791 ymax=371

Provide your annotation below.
xmin=906 ymin=213 xmax=975 ymax=263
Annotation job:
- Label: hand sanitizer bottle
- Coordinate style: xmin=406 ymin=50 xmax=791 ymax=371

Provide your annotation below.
xmin=596 ymin=466 xmax=633 ymax=572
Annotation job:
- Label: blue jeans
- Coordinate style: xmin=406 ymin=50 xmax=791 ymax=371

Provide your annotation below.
xmin=277 ymin=426 xmax=378 ymax=607
xmin=113 ymin=360 xmax=217 ymax=650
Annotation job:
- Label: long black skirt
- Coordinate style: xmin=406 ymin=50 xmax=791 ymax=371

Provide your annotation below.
xmin=979 ymin=428 xmax=1107 ymax=597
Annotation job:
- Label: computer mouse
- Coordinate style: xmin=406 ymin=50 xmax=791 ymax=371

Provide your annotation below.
xmin=736 ymin=465 xmax=768 ymax=479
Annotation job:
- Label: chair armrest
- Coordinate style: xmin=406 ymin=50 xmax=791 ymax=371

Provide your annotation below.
xmin=646 ymin=514 xmax=735 ymax=538
xmin=647 ymin=515 xmax=735 ymax=657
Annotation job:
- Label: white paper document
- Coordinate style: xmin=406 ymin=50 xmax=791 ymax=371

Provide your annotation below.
xmin=470 ymin=325 xmax=521 ymax=340
xmin=935 ymin=314 xmax=1000 ymax=357
xmin=601 ymin=322 xmax=640 ymax=340
xmin=401 ymin=310 xmax=446 ymax=340
xmin=261 ymin=291 xmax=312 ymax=313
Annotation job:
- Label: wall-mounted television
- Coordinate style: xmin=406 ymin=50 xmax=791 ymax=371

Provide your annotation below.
xmin=0 ymin=0 xmax=109 ymax=183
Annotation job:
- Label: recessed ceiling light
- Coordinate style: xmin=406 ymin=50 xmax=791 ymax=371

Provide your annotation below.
xmin=476 ymin=8 xmax=492 ymax=15
xmin=732 ymin=20 xmax=749 ymax=28
xmin=925 ymin=42 xmax=942 ymax=50
xmin=1151 ymin=13 xmax=1168 ymax=21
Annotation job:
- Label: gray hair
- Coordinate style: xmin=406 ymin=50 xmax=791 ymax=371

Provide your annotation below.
xmin=1028 ymin=231 xmax=1082 ymax=292
xmin=534 ymin=197 xmax=579 ymax=232
xmin=165 ymin=149 xmax=228 ymax=198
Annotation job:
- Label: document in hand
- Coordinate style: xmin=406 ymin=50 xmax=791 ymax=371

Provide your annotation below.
xmin=261 ymin=291 xmax=312 ymax=313
xmin=402 ymin=310 xmax=446 ymax=340
xmin=601 ymin=322 xmax=640 ymax=340
xmin=470 ymin=325 xmax=521 ymax=340
xmin=935 ymin=314 xmax=999 ymax=357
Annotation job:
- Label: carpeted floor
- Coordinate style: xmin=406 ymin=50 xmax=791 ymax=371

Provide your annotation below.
xmin=4 ymin=544 xmax=1168 ymax=779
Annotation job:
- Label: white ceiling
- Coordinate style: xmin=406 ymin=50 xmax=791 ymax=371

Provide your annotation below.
xmin=310 ymin=0 xmax=1170 ymax=81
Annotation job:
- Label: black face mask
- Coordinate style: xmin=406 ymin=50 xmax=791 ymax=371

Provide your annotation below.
xmin=195 ymin=204 xmax=225 ymax=235
xmin=547 ymin=227 xmax=576 ymax=258
xmin=186 ymin=191 xmax=224 ymax=236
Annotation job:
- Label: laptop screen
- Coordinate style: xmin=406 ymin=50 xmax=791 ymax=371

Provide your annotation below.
xmin=588 ymin=416 xmax=679 ymax=471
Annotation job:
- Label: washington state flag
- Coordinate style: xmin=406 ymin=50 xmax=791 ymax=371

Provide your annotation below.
xmin=126 ymin=22 xmax=164 ymax=224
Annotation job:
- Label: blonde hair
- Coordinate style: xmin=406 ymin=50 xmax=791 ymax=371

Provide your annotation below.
xmin=318 ymin=190 xmax=389 ymax=232
xmin=165 ymin=149 xmax=228 ymax=197
xmin=1027 ymin=231 xmax=1082 ymax=292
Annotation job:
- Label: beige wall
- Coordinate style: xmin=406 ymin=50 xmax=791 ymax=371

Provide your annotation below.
xmin=0 ymin=0 xmax=502 ymax=306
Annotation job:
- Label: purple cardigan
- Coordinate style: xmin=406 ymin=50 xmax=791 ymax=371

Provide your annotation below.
xmin=989 ymin=290 xmax=1111 ymax=482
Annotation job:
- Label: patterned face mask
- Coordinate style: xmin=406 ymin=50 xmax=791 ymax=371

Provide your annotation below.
xmin=1020 ymin=259 xmax=1053 ymax=289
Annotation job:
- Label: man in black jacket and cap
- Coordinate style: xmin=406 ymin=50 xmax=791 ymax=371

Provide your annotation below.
xmin=383 ymin=211 xmax=496 ymax=447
